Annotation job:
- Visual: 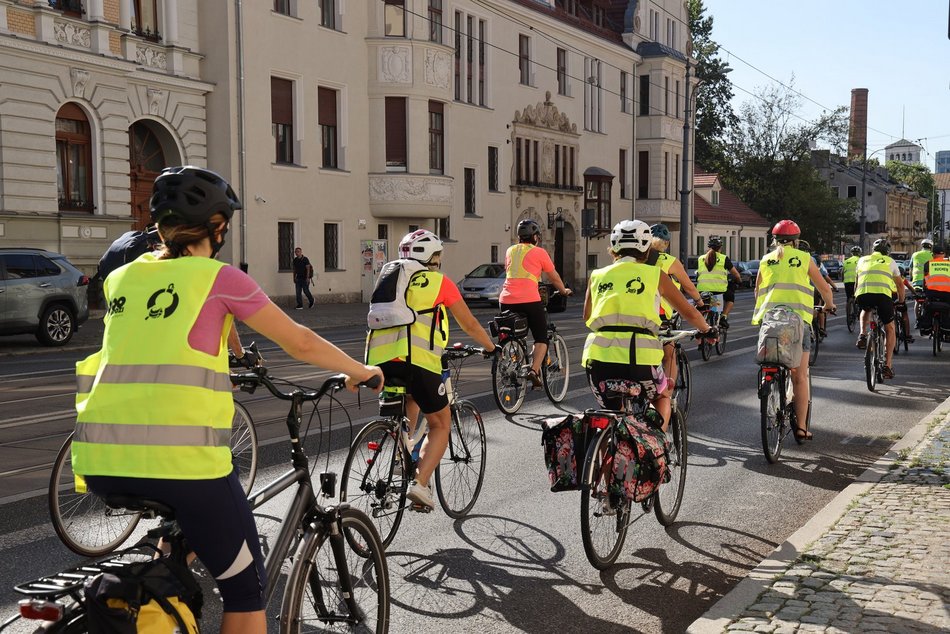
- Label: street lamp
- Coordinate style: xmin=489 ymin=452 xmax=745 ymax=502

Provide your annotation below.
xmin=859 ymin=147 xmax=887 ymax=252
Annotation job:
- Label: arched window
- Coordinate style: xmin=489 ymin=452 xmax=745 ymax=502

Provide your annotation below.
xmin=55 ymin=103 xmax=93 ymax=212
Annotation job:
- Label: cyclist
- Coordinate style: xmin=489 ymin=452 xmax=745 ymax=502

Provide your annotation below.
xmin=799 ymin=240 xmax=837 ymax=337
xmin=72 ymin=166 xmax=383 ymax=634
xmin=855 ymin=238 xmax=904 ymax=380
xmin=366 ymin=229 xmax=496 ymax=510
xmin=753 ymin=220 xmax=835 ymax=440
xmin=647 ymin=223 xmax=705 ymax=395
xmin=843 ymin=246 xmax=862 ymax=311
xmin=499 ymin=219 xmax=573 ymax=387
xmin=910 ymin=238 xmax=934 ymax=287
xmin=582 ymin=220 xmax=715 ymax=431
xmin=696 ymin=236 xmax=742 ymax=329
xmin=918 ymin=243 xmax=950 ymax=336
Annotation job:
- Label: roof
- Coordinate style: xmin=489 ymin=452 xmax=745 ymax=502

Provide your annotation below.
xmin=505 ymin=0 xmax=626 ymax=46
xmin=636 ymin=41 xmax=687 ymax=62
xmin=694 ymin=171 xmax=719 ymax=187
xmin=694 ymin=187 xmax=771 ymax=227
xmin=935 ymin=172 xmax=950 ymax=191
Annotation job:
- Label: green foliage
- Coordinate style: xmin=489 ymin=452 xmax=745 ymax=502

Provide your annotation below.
xmin=885 ymin=160 xmax=937 ymax=230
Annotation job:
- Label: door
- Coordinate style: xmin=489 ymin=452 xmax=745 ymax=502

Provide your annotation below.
xmin=129 ymin=123 xmax=167 ymax=230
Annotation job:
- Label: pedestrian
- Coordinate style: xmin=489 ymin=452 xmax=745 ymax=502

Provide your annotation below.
xmin=292 ymin=246 xmax=314 ymax=309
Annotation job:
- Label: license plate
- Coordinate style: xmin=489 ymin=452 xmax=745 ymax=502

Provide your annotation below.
xmin=464 ymin=293 xmax=480 ymax=299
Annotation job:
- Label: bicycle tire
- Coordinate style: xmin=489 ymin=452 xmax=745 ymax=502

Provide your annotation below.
xmin=809 ymin=320 xmax=820 ymax=366
xmin=865 ymin=331 xmax=877 ymax=391
xmin=580 ymin=428 xmax=630 ymax=569
xmin=699 ymin=339 xmax=711 ymax=362
xmin=759 ymin=372 xmax=783 ymax=464
xmin=715 ymin=322 xmax=727 ymax=355
xmin=846 ymin=299 xmax=856 ymax=333
xmin=655 ymin=408 xmax=687 ymax=526
xmin=232 ymin=401 xmax=258 ymax=496
xmin=935 ymin=315 xmax=942 ymax=356
xmin=280 ymin=507 xmax=390 ymax=633
xmin=491 ymin=339 xmax=527 ymax=414
xmin=435 ymin=401 xmax=486 ymax=519
xmin=49 ymin=433 xmax=141 ymax=557
xmin=673 ymin=346 xmax=691 ymax=421
xmin=542 ymin=332 xmax=570 ymax=403
xmin=893 ymin=317 xmax=902 ymax=356
xmin=340 ymin=419 xmax=407 ymax=552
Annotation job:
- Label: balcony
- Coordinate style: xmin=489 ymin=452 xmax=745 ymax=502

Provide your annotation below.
xmin=512 ymin=179 xmax=583 ymax=194
xmin=368 ymin=173 xmax=454 ymax=219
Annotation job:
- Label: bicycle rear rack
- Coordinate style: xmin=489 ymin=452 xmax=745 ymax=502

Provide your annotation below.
xmin=13 ymin=549 xmax=152 ymax=600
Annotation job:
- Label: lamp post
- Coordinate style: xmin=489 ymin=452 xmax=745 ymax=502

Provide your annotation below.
xmin=678 ymin=60 xmax=693 ymax=263
xmin=859 ymin=147 xmax=887 ymax=252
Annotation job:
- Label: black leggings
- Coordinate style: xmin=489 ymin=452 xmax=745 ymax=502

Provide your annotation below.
xmin=499 ymin=301 xmax=548 ymax=343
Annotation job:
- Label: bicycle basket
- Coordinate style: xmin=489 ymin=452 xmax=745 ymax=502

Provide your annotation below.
xmin=489 ymin=311 xmax=528 ymax=340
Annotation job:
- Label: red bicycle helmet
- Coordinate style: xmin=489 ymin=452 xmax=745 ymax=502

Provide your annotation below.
xmin=771 ymin=219 xmax=801 ymax=241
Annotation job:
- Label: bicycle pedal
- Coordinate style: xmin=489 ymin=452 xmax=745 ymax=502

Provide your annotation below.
xmin=409 ymin=502 xmax=433 ymax=513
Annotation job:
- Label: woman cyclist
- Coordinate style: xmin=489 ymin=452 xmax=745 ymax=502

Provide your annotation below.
xmin=752 ymin=220 xmax=835 ymax=440
xmin=582 ymin=220 xmax=714 ymax=430
xmin=499 ymin=219 xmax=573 ymax=387
xmin=72 ymin=166 xmax=383 ymax=634
xmin=696 ymin=236 xmax=742 ymax=329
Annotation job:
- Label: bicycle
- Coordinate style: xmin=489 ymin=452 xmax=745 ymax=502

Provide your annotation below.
xmin=758 ymin=355 xmax=813 ymax=464
xmin=809 ymin=304 xmax=835 ymax=366
xmin=660 ymin=319 xmax=693 ymax=421
xmin=491 ymin=314 xmax=570 ymax=415
xmin=341 ymin=344 xmax=489 ymax=550
xmin=892 ymin=298 xmax=910 ymax=356
xmin=48 ymin=345 xmax=263 ymax=557
xmin=927 ymin=299 xmax=950 ymax=356
xmin=846 ymin=293 xmax=858 ymax=333
xmin=10 ymin=372 xmax=389 ymax=633
xmin=864 ymin=308 xmax=888 ymax=392
xmin=697 ymin=292 xmax=726 ymax=361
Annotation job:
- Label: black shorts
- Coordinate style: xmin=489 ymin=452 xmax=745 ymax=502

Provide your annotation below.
xmin=499 ymin=300 xmax=549 ymax=344
xmin=723 ymin=288 xmax=736 ymax=303
xmin=844 ymin=282 xmax=855 ymax=298
xmin=585 ymin=360 xmax=669 ymax=411
xmin=86 ymin=470 xmax=266 ymax=612
xmin=856 ymin=294 xmax=895 ymax=325
xmin=379 ymin=361 xmax=448 ymax=414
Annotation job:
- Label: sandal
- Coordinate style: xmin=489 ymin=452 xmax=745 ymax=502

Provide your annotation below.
xmin=856 ymin=334 xmax=867 ymax=349
xmin=882 ymin=366 xmax=894 ymax=380
xmin=794 ymin=426 xmax=813 ymax=441
xmin=526 ymin=368 xmax=543 ymax=388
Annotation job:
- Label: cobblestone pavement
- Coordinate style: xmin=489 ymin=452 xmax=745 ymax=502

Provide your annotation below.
xmin=692 ymin=408 xmax=950 ymax=633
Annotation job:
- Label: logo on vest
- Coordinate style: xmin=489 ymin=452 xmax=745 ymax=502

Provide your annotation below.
xmin=146 ymin=284 xmax=179 ymax=320
xmin=625 ymin=277 xmax=645 ymax=295
xmin=766 ymin=259 xmax=779 ymax=266
xmin=597 ymin=282 xmax=614 ymax=294
xmin=107 ymin=296 xmax=126 ymax=316
xmin=788 ymin=256 xmax=802 ymax=268
xmin=410 ymin=275 xmax=430 ymax=289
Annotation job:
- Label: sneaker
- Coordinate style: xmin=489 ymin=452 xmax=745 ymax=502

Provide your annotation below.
xmin=856 ymin=334 xmax=867 ymax=349
xmin=904 ymin=335 xmax=915 ymax=344
xmin=407 ymin=480 xmax=434 ymax=509
xmin=882 ymin=366 xmax=895 ymax=380
xmin=294 ymin=306 xmax=303 ymax=310
xmin=920 ymin=328 xmax=932 ymax=337
xmin=308 ymin=301 xmax=315 ymax=308
xmin=719 ymin=315 xmax=730 ymax=329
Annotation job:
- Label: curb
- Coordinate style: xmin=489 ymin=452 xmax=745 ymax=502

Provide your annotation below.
xmin=687 ymin=393 xmax=950 ymax=634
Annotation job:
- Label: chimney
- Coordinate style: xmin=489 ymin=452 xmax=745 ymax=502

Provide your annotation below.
xmin=848 ymin=88 xmax=869 ymax=161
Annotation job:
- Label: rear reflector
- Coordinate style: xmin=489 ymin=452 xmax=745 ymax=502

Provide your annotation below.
xmin=78 ymin=275 xmax=90 ymax=286
xmin=588 ymin=415 xmax=610 ymax=430
xmin=19 ymin=599 xmax=63 ymax=622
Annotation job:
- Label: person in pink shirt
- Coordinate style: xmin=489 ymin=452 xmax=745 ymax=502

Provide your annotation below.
xmin=499 ymin=219 xmax=573 ymax=386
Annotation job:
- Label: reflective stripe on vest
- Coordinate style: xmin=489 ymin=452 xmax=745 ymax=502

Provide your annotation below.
xmin=842 ymin=256 xmax=860 ymax=283
xmin=583 ymin=260 xmax=663 ymax=367
xmin=655 ymin=252 xmax=679 ymax=316
xmin=911 ymin=250 xmax=933 ymax=284
xmin=506 ymin=243 xmax=540 ymax=282
xmin=72 ymin=255 xmax=234 ymax=481
xmin=696 ymin=252 xmax=728 ymax=292
xmin=855 ymin=254 xmax=896 ymax=297
xmin=752 ymin=247 xmax=814 ymax=325
xmin=925 ymin=259 xmax=950 ymax=294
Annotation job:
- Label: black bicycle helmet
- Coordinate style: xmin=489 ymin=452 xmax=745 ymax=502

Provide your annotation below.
xmin=516 ymin=219 xmax=541 ymax=241
xmin=650 ymin=223 xmax=671 ymax=242
xmin=150 ymin=166 xmax=242 ymax=226
xmin=872 ymin=238 xmax=890 ymax=255
xmin=933 ymin=243 xmax=945 ymax=255
xmin=707 ymin=236 xmax=723 ymax=249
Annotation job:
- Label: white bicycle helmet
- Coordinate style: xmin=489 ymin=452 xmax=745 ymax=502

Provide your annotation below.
xmin=609 ymin=220 xmax=652 ymax=253
xmin=921 ymin=238 xmax=933 ymax=249
xmin=398 ymin=229 xmax=443 ymax=264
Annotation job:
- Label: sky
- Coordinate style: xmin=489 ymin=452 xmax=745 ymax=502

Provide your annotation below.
xmin=705 ymin=0 xmax=950 ymax=170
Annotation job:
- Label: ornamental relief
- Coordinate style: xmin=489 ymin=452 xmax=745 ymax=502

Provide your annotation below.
xmin=379 ymin=46 xmax=412 ymax=84
xmin=513 ymin=91 xmax=577 ymax=134
xmin=135 ymin=45 xmax=167 ymax=70
xmin=424 ymin=49 xmax=451 ymax=89
xmin=70 ymin=68 xmax=89 ymax=98
xmin=54 ymin=21 xmax=91 ymax=48
xmin=369 ymin=175 xmax=453 ymax=203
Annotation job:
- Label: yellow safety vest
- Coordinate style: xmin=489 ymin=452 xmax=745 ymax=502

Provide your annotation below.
xmin=72 ymin=255 xmax=235 ymax=480
xmin=911 ymin=249 xmax=933 ymax=285
xmin=366 ymin=269 xmax=448 ymax=374
xmin=855 ymin=254 xmax=897 ymax=298
xmin=505 ymin=243 xmax=541 ymax=282
xmin=696 ymin=252 xmax=728 ymax=292
xmin=842 ymin=256 xmax=860 ymax=284
xmin=655 ymin=251 xmax=680 ymax=317
xmin=583 ymin=259 xmax=663 ymax=367
xmin=752 ymin=247 xmax=814 ymax=325
xmin=925 ymin=258 xmax=950 ymax=294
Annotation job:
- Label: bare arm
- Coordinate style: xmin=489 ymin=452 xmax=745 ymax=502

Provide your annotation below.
xmin=728 ymin=266 xmax=742 ymax=283
xmin=893 ymin=275 xmax=906 ymax=303
xmin=543 ymin=269 xmax=573 ymax=296
xmin=667 ymin=259 xmax=702 ymax=304
xmin=227 ymin=323 xmax=243 ymax=356
xmin=807 ymin=260 xmax=836 ymax=312
xmin=447 ymin=301 xmax=496 ymax=351
xmin=753 ymin=270 xmax=762 ymax=298
xmin=660 ymin=273 xmax=710 ymax=332
xmin=583 ymin=285 xmax=592 ymax=322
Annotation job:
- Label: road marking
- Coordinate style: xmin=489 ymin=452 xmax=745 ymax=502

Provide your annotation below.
xmin=0 ymin=408 xmax=75 ymax=430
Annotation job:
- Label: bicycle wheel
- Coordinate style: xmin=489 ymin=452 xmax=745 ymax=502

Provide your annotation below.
xmin=759 ymin=373 xmax=783 ymax=464
xmin=673 ymin=346 xmax=691 ymax=421
xmin=715 ymin=321 xmax=727 ymax=355
xmin=893 ymin=317 xmax=903 ymax=356
xmin=281 ymin=507 xmax=390 ymax=633
xmin=699 ymin=339 xmax=711 ymax=362
xmin=655 ymin=408 xmax=687 ymax=526
xmin=49 ymin=433 xmax=141 ymax=557
xmin=231 ymin=401 xmax=258 ymax=496
xmin=542 ymin=332 xmax=570 ymax=403
xmin=846 ymin=299 xmax=856 ymax=333
xmin=580 ymin=428 xmax=630 ymax=569
xmin=491 ymin=339 xmax=527 ymax=414
xmin=865 ymin=331 xmax=877 ymax=391
xmin=935 ymin=315 xmax=942 ymax=357
xmin=809 ymin=320 xmax=819 ymax=366
xmin=340 ymin=420 xmax=407 ymax=551
xmin=435 ymin=401 xmax=486 ymax=519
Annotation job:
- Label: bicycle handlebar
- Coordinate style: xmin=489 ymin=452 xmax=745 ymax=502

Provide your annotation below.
xmin=658 ymin=328 xmax=700 ymax=343
xmin=444 ymin=342 xmax=493 ymax=360
xmin=814 ymin=305 xmax=837 ymax=315
xmin=230 ymin=368 xmax=380 ymax=402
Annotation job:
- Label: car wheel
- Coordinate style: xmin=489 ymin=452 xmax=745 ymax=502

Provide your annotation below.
xmin=36 ymin=304 xmax=75 ymax=346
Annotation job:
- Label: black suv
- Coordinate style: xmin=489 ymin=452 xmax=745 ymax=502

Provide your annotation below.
xmin=0 ymin=248 xmax=90 ymax=345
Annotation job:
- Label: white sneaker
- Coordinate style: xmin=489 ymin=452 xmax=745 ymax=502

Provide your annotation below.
xmin=407 ymin=481 xmax=434 ymax=509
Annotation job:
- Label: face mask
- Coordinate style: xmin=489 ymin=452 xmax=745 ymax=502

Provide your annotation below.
xmin=208 ymin=222 xmax=228 ymax=258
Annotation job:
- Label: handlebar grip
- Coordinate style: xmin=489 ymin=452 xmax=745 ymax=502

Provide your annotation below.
xmin=361 ymin=375 xmax=382 ymax=389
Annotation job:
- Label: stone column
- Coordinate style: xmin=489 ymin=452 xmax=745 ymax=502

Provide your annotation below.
xmin=119 ymin=0 xmax=132 ymax=31
xmin=86 ymin=0 xmax=104 ymax=21
xmin=163 ymin=0 xmax=178 ymax=46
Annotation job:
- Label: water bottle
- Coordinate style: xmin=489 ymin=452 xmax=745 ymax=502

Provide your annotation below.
xmin=785 ymin=374 xmax=794 ymax=404
xmin=410 ymin=434 xmax=426 ymax=463
xmin=442 ymin=367 xmax=454 ymax=402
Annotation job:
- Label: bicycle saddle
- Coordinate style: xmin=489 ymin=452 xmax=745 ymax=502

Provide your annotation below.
xmin=104 ymin=494 xmax=175 ymax=518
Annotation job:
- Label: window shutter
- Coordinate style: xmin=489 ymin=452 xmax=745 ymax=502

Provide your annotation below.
xmin=271 ymin=77 xmax=293 ymax=125
xmin=318 ymin=87 xmax=337 ymax=126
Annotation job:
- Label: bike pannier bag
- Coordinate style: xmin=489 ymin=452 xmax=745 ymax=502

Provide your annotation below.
xmin=489 ymin=310 xmax=528 ymax=340
xmin=755 ymin=305 xmax=804 ymax=368
xmin=367 ymin=259 xmax=427 ymax=330
xmin=611 ymin=415 xmax=669 ymax=503
xmin=541 ymin=414 xmax=588 ymax=492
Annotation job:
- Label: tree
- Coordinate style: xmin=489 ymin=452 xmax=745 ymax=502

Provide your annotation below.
xmin=688 ymin=0 xmax=737 ymax=175
xmin=885 ymin=160 xmax=937 ymax=232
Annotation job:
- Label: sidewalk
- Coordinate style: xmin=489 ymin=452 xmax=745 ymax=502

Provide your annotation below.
xmin=689 ymin=397 xmax=950 ymax=633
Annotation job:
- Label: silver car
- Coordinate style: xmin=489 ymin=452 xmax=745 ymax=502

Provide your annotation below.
xmin=0 ymin=248 xmax=90 ymax=345
xmin=458 ymin=263 xmax=506 ymax=306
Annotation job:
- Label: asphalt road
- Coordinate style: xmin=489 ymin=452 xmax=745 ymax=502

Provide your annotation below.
xmin=0 ymin=291 xmax=947 ymax=632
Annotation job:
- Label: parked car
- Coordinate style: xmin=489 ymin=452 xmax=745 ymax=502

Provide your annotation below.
xmin=0 ymin=248 xmax=90 ymax=345
xmin=686 ymin=256 xmax=699 ymax=284
xmin=733 ymin=262 xmax=754 ymax=288
xmin=742 ymin=259 xmax=761 ymax=281
xmin=820 ymin=257 xmax=843 ymax=280
xmin=458 ymin=263 xmax=568 ymax=312
xmin=895 ymin=259 xmax=911 ymax=278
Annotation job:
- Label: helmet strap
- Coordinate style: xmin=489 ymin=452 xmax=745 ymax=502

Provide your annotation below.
xmin=207 ymin=221 xmax=228 ymax=258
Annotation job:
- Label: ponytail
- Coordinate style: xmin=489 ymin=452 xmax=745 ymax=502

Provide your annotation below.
xmin=704 ymin=249 xmax=717 ymax=270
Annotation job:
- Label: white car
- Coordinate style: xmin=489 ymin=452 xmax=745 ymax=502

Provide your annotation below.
xmin=458 ymin=263 xmax=506 ymax=305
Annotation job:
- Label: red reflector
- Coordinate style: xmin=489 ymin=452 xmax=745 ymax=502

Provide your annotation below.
xmin=19 ymin=599 xmax=63 ymax=622
xmin=764 ymin=375 xmax=773 ymax=382
xmin=589 ymin=416 xmax=610 ymax=430
xmin=78 ymin=275 xmax=90 ymax=286
xmin=367 ymin=442 xmax=379 ymax=451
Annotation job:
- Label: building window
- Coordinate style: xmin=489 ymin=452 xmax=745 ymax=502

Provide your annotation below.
xmin=696 ymin=236 xmax=704 ymax=255
xmin=649 ymin=8 xmax=658 ymax=39
xmin=620 ymin=71 xmax=628 ymax=112
xmin=587 ymin=253 xmax=598 ymax=271
xmin=847 ymin=185 xmax=857 ymax=198
xmin=429 ymin=101 xmax=444 ymax=174
xmin=377 ymin=224 xmax=388 ymax=240
xmin=585 ymin=173 xmax=612 ymax=232
xmin=491 ymin=244 xmax=499 ymax=263
xmin=619 ymin=149 xmax=627 ymax=199
xmin=639 ymin=74 xmax=650 ymax=116
xmin=675 ymin=80 xmax=681 ymax=118
xmin=675 ymin=154 xmax=680 ymax=200
xmin=585 ymin=58 xmax=602 ymax=132
xmin=637 ymin=151 xmax=648 ymax=199
xmin=478 ymin=20 xmax=486 ymax=105
xmin=385 ymin=97 xmax=407 ymax=171
xmin=55 ymin=103 xmax=93 ymax=212
xmin=324 ymin=223 xmax=340 ymax=270
xmin=593 ymin=5 xmax=604 ymax=27
xmin=278 ymin=222 xmax=295 ymax=271
xmin=664 ymin=151 xmax=669 ymax=199
xmin=271 ymin=77 xmax=294 ymax=165
xmin=466 ymin=15 xmax=474 ymax=103
xmin=488 ymin=146 xmax=499 ymax=191
xmin=740 ymin=237 xmax=748 ymax=260
xmin=274 ymin=0 xmax=292 ymax=15
xmin=565 ymin=0 xmax=578 ymax=17
xmin=759 ymin=237 xmax=765 ymax=257
xmin=664 ymin=76 xmax=670 ymax=115
xmin=437 ymin=216 xmax=451 ymax=240
xmin=132 ymin=0 xmax=160 ymax=40
xmin=557 ymin=48 xmax=568 ymax=96
xmin=320 ymin=0 xmax=336 ymax=29
xmin=454 ymin=12 xmax=462 ymax=101
xmin=384 ymin=0 xmax=405 ymax=37
xmin=519 ymin=35 xmax=531 ymax=86
xmin=50 ymin=1 xmax=83 ymax=17
xmin=464 ymin=168 xmax=476 ymax=216
xmin=830 ymin=185 xmax=840 ymax=197
xmin=429 ymin=0 xmax=443 ymax=43
xmin=711 ymin=190 xmax=720 ymax=205
xmin=318 ymin=87 xmax=338 ymax=169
